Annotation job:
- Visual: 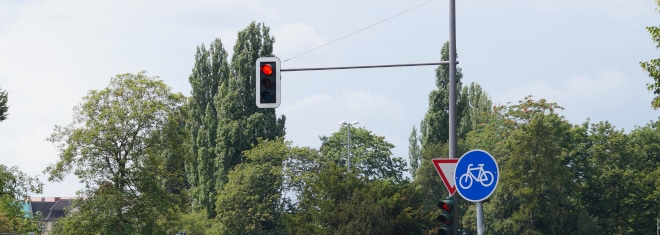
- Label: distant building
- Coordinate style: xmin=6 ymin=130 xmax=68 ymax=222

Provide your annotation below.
xmin=21 ymin=197 xmax=75 ymax=235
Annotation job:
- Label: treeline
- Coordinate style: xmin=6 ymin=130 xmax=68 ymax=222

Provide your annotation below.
xmin=1 ymin=21 xmax=659 ymax=235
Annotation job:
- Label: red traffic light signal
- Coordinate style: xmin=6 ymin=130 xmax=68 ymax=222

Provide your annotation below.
xmin=439 ymin=200 xmax=452 ymax=212
xmin=437 ymin=197 xmax=455 ymax=235
xmin=261 ymin=64 xmax=273 ymax=75
xmin=438 ymin=199 xmax=454 ymax=225
xmin=255 ymin=57 xmax=281 ymax=108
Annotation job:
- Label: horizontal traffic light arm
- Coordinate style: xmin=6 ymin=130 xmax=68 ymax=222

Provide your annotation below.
xmin=281 ymin=61 xmax=455 ymax=72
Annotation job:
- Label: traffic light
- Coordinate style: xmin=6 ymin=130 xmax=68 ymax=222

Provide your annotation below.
xmin=255 ymin=57 xmax=281 ymax=108
xmin=437 ymin=197 xmax=454 ymax=235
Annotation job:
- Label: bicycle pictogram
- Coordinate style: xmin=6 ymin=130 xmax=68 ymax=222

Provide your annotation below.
xmin=458 ymin=163 xmax=494 ymax=189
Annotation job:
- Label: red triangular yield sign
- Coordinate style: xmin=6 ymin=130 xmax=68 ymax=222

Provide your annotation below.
xmin=432 ymin=158 xmax=458 ymax=196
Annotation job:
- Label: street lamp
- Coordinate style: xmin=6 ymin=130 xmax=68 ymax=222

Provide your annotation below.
xmin=339 ymin=120 xmax=359 ymax=172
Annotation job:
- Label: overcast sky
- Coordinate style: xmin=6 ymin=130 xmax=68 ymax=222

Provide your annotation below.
xmin=1 ymin=0 xmax=658 ymax=197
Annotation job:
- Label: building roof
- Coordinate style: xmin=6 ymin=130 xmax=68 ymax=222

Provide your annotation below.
xmin=29 ymin=197 xmax=73 ymax=221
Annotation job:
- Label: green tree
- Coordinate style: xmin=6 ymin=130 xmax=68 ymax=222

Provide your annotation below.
xmin=186 ymin=38 xmax=229 ymax=217
xmin=474 ymin=97 xmax=598 ymax=235
xmin=410 ymin=143 xmax=451 ymax=234
xmin=45 ymin=71 xmax=184 ymax=234
xmin=214 ymin=139 xmax=288 ymax=234
xmin=420 ymin=41 xmax=466 ymax=149
xmin=641 ymin=0 xmax=660 ymax=109
xmin=459 ymin=82 xmax=493 ymax=139
xmin=0 ymin=165 xmax=42 ymax=234
xmin=499 ymin=98 xmax=574 ymax=234
xmin=214 ymin=22 xmax=285 ymax=198
xmin=282 ymin=146 xmax=323 ymax=208
xmin=289 ymin=163 xmax=395 ymax=235
xmin=285 ymin=130 xmax=421 ymax=234
xmin=152 ymin=105 xmax=190 ymax=211
xmin=1 ymin=165 xmax=42 ymax=199
xmin=0 ymin=85 xmax=7 ymax=122
xmin=319 ymin=126 xmax=407 ymax=182
xmin=619 ymin=119 xmax=660 ymax=234
xmin=408 ymin=125 xmax=422 ymax=180
xmin=0 ymin=195 xmax=42 ymax=235
xmin=568 ymin=121 xmax=630 ymax=234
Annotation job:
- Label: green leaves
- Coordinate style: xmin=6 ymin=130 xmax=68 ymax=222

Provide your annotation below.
xmin=641 ymin=9 xmax=660 ymax=109
xmin=0 ymin=165 xmax=42 ymax=199
xmin=320 ymin=126 xmax=406 ymax=183
xmin=215 ymin=139 xmax=288 ymax=234
xmin=45 ymin=71 xmax=184 ymax=234
xmin=0 ymin=85 xmax=7 ymax=122
xmin=0 ymin=165 xmax=42 ymax=234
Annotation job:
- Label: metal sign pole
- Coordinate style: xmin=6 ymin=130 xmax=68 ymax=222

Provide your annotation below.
xmin=448 ymin=0 xmax=459 ymax=234
xmin=476 ymin=202 xmax=484 ymax=235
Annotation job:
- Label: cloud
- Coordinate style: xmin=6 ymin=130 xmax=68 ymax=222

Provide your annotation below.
xmin=494 ymin=69 xmax=629 ymax=104
xmin=491 ymin=68 xmax=652 ymax=128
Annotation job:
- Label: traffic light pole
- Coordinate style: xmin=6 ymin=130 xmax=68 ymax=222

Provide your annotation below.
xmin=448 ymin=0 xmax=461 ymax=234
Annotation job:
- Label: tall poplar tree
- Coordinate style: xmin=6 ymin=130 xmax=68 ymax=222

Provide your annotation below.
xmin=214 ymin=22 xmax=286 ymax=200
xmin=420 ymin=41 xmax=466 ymax=149
xmin=0 ymin=86 xmax=7 ymax=122
xmin=185 ymin=39 xmax=230 ymax=217
xmin=458 ymin=82 xmax=492 ymax=139
xmin=408 ymin=125 xmax=421 ymax=179
xmin=186 ymin=22 xmax=285 ymax=218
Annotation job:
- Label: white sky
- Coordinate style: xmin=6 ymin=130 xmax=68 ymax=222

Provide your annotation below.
xmin=1 ymin=0 xmax=658 ymax=197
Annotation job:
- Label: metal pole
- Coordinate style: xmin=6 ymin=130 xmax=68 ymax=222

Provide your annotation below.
xmin=281 ymin=61 xmax=453 ymax=72
xmin=347 ymin=123 xmax=351 ymax=172
xmin=448 ymin=0 xmax=457 ymax=169
xmin=476 ymin=202 xmax=484 ymax=235
xmin=449 ymin=0 xmax=459 ymax=234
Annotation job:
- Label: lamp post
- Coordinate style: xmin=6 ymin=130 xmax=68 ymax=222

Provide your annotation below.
xmin=339 ymin=121 xmax=359 ymax=172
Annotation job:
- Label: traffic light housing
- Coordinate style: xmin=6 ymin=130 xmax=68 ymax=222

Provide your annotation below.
xmin=437 ymin=197 xmax=454 ymax=235
xmin=255 ymin=57 xmax=281 ymax=108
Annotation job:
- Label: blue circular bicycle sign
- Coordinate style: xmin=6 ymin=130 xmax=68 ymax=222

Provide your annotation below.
xmin=454 ymin=149 xmax=499 ymax=202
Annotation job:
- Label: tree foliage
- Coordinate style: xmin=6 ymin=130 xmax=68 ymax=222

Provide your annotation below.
xmin=186 ymin=38 xmax=229 ymax=217
xmin=641 ymin=0 xmax=660 ymax=109
xmin=320 ymin=126 xmax=407 ymax=183
xmin=0 ymin=195 xmax=41 ymax=234
xmin=45 ymin=71 xmax=184 ymax=234
xmin=288 ymin=163 xmax=416 ymax=235
xmin=183 ymin=22 xmax=287 ymax=220
xmin=408 ymin=125 xmax=422 ymax=180
xmin=420 ymin=42 xmax=466 ymax=148
xmin=0 ymin=165 xmax=42 ymax=235
xmin=214 ymin=139 xmax=288 ymax=234
xmin=1 ymin=165 xmax=42 ymax=199
xmin=0 ymin=85 xmax=7 ymax=122
xmin=214 ymin=22 xmax=286 ymax=188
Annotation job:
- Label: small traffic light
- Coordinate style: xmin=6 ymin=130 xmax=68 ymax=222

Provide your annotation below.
xmin=255 ymin=57 xmax=281 ymax=108
xmin=437 ymin=197 xmax=454 ymax=235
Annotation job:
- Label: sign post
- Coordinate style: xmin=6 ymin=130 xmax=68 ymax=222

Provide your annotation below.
xmin=454 ymin=150 xmax=499 ymax=235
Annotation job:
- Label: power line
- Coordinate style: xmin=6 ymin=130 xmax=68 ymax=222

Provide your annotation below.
xmin=282 ymin=0 xmax=435 ymax=63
